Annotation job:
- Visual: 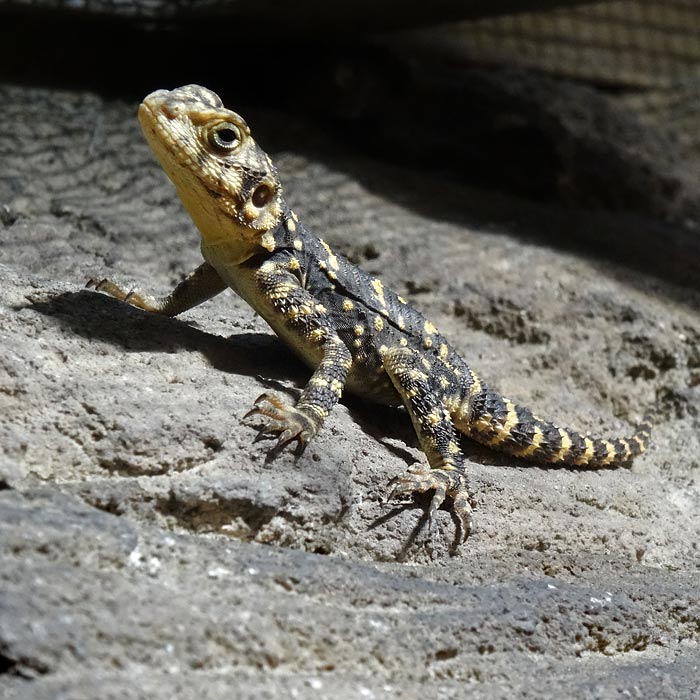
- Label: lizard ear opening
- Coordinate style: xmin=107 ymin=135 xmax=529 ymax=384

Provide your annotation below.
xmin=241 ymin=178 xmax=282 ymax=232
xmin=252 ymin=183 xmax=274 ymax=207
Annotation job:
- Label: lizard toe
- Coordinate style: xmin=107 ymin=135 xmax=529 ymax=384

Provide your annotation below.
xmin=244 ymin=392 xmax=317 ymax=455
xmin=388 ymin=466 xmax=473 ymax=542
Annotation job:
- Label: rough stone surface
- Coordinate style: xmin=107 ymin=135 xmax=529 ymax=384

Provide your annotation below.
xmin=1 ymin=84 xmax=699 ymax=698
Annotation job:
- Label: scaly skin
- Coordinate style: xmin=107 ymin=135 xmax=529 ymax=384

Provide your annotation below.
xmin=88 ymin=85 xmax=651 ymax=543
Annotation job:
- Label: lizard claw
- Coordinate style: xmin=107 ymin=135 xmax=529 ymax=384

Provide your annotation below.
xmin=388 ymin=466 xmax=473 ymax=542
xmin=244 ymin=392 xmax=317 ymax=455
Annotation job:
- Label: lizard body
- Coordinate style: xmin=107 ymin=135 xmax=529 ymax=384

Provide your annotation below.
xmin=88 ymin=85 xmax=651 ymax=541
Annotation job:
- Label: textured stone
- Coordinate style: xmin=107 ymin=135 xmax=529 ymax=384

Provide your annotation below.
xmin=1 ymin=84 xmax=699 ymax=699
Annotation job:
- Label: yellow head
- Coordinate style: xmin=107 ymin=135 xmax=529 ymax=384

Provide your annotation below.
xmin=138 ymin=85 xmax=283 ymax=261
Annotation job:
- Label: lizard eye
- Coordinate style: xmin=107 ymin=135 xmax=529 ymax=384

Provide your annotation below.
xmin=208 ymin=122 xmax=241 ymax=152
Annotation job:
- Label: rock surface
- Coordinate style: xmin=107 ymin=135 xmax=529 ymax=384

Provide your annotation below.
xmin=1 ymin=84 xmax=699 ymax=698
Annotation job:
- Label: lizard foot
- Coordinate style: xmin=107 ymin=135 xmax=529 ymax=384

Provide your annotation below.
xmin=244 ymin=392 xmax=318 ymax=455
xmin=388 ymin=466 xmax=473 ymax=542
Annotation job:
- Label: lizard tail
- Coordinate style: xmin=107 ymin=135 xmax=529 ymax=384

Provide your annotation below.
xmin=463 ymin=387 xmax=651 ymax=467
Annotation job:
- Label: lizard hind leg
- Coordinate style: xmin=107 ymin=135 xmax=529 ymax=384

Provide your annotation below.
xmin=383 ymin=347 xmax=473 ymax=542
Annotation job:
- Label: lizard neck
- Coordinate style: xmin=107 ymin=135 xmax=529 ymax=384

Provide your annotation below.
xmin=199 ymin=203 xmax=297 ymax=269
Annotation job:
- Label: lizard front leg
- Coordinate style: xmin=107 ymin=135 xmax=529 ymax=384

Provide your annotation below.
xmin=244 ymin=260 xmax=352 ymax=454
xmin=87 ymin=262 xmax=226 ymax=316
xmin=383 ymin=347 xmax=473 ymax=541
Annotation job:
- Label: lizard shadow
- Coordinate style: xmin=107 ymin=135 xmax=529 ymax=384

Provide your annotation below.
xmin=27 ymin=290 xmax=305 ymax=385
xmin=28 ymin=291 xmax=455 ymax=457
xmin=33 ymin=291 xmax=630 ymax=484
xmin=28 ymin=290 xmax=606 ymax=552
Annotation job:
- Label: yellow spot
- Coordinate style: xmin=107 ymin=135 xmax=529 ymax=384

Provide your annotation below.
xmin=399 ymin=337 xmax=408 ymax=346
xmin=374 ymin=316 xmax=384 ymax=332
xmin=550 ymin=428 xmax=572 ymax=462
xmin=468 ymin=373 xmax=482 ymax=396
xmin=408 ymin=369 xmax=428 ymax=382
xmin=269 ymin=283 xmax=295 ymax=300
xmin=354 ymin=324 xmax=364 ymax=336
xmin=397 ymin=315 xmax=405 ymax=330
xmin=330 ymin=379 xmax=343 ymax=395
xmin=439 ymin=375 xmax=449 ymax=390
xmin=259 ymin=260 xmax=277 ymax=273
xmin=633 ymin=435 xmax=646 ymax=452
xmin=574 ymin=437 xmax=595 ymax=466
xmin=288 ymin=258 xmax=300 ymax=271
xmin=439 ymin=344 xmax=448 ymax=360
xmin=293 ymin=239 xmax=303 ymax=251
xmin=308 ymin=404 xmax=329 ymax=419
xmin=513 ymin=425 xmax=543 ymax=458
xmin=424 ymin=321 xmax=438 ymax=335
xmin=472 ymin=414 xmax=493 ymax=433
xmin=446 ymin=395 xmax=460 ymax=412
xmin=286 ymin=218 xmax=297 ymax=232
xmin=447 ymin=441 xmax=460 ymax=455
xmin=291 ymin=210 xmax=299 ymax=222
xmin=315 ymin=303 xmax=327 ymax=313
xmin=421 ymin=358 xmax=431 ymax=370
xmin=310 ymin=377 xmax=328 ymax=388
xmin=309 ymin=328 xmax=325 ymax=343
xmin=371 ymin=279 xmax=386 ymax=306
xmin=353 ymin=338 xmax=363 ymax=348
xmin=319 ymin=239 xmax=339 ymax=269
xmin=298 ymin=304 xmax=312 ymax=315
xmin=618 ymin=438 xmax=631 ymax=460
xmin=603 ymin=441 xmax=616 ymax=466
xmin=286 ymin=305 xmax=300 ymax=318
xmin=378 ymin=345 xmax=388 ymax=356
xmin=319 ymin=261 xmax=327 ymax=270
xmin=260 ymin=232 xmax=276 ymax=251
xmin=405 ymin=387 xmax=419 ymax=399
xmin=327 ymin=270 xmax=338 ymax=280
xmin=455 ymin=399 xmax=471 ymax=421
xmin=426 ymin=409 xmax=442 ymax=425
xmin=490 ymin=400 xmax=519 ymax=445
xmin=397 ymin=295 xmax=407 ymax=304
xmin=342 ymin=299 xmax=354 ymax=311
xmin=423 ymin=337 xmax=433 ymax=349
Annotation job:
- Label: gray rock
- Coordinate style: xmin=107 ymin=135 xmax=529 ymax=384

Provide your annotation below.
xmin=1 ymin=84 xmax=699 ymax=699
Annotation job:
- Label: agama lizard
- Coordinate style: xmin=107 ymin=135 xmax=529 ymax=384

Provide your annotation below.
xmin=88 ymin=85 xmax=651 ymax=542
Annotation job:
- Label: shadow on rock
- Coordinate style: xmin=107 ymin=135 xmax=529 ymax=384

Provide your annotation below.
xmin=26 ymin=290 xmax=308 ymax=385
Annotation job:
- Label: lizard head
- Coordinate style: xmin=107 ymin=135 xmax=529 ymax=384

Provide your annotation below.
xmin=138 ymin=85 xmax=283 ymax=261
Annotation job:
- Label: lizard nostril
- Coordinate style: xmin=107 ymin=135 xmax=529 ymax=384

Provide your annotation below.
xmin=161 ymin=103 xmax=178 ymax=120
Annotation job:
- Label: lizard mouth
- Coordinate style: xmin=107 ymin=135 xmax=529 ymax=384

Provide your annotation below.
xmin=137 ymin=94 xmax=195 ymax=185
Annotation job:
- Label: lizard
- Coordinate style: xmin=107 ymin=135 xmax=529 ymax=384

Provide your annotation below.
xmin=87 ymin=84 xmax=651 ymax=542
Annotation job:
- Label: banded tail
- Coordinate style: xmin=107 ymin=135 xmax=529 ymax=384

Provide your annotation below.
xmin=462 ymin=386 xmax=651 ymax=467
